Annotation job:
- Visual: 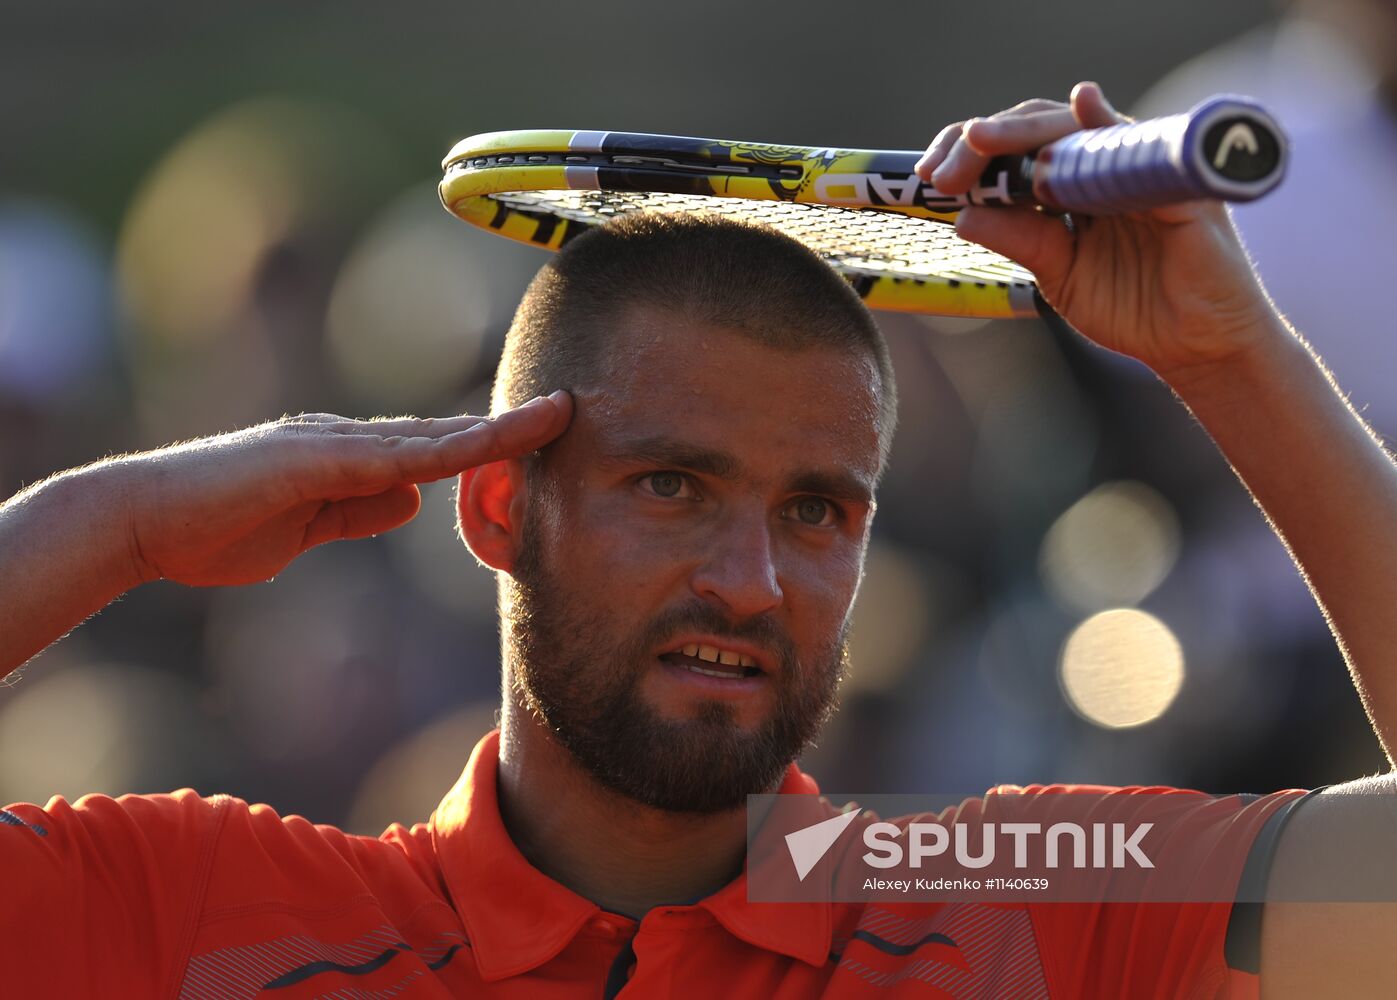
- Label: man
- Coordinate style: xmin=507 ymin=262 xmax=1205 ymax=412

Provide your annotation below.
xmin=2 ymin=82 xmax=1395 ymax=997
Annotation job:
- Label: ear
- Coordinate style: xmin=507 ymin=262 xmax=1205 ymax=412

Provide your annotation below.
xmin=456 ymin=458 xmax=528 ymax=573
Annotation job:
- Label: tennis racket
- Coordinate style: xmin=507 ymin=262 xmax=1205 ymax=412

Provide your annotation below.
xmin=439 ymin=96 xmax=1286 ymax=319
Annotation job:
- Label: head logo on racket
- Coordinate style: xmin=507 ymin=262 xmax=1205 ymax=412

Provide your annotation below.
xmin=1203 ymin=118 xmax=1281 ymax=182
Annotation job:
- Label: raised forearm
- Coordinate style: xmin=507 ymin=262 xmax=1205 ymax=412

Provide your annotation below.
xmin=1165 ymin=317 xmax=1397 ymax=762
xmin=0 ymin=466 xmax=143 ymax=678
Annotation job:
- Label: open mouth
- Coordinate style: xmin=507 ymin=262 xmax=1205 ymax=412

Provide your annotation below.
xmin=659 ymin=643 xmax=763 ymax=679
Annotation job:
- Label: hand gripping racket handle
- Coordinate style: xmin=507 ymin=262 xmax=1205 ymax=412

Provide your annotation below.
xmin=1026 ymin=95 xmax=1288 ymax=214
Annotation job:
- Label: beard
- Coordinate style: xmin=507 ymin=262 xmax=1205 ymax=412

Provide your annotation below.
xmin=503 ymin=512 xmax=850 ymax=815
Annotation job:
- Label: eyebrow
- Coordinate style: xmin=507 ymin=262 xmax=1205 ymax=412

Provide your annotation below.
xmin=787 ymin=469 xmax=875 ymax=506
xmin=600 ymin=434 xmax=875 ymax=505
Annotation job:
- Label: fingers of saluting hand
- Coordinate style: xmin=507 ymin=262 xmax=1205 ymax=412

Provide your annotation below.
xmin=301 ymin=482 xmax=425 ymax=548
xmin=287 ymin=390 xmax=572 ymax=498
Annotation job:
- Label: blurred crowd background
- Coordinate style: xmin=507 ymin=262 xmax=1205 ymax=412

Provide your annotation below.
xmin=3 ymin=0 xmax=1393 ymax=834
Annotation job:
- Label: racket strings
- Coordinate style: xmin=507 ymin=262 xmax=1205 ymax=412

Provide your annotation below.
xmin=488 ymin=190 xmax=1034 ymax=288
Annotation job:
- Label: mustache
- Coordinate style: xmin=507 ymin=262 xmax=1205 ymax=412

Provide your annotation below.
xmin=637 ymin=600 xmax=797 ymax=668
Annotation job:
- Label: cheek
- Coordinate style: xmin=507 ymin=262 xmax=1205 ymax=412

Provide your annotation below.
xmin=779 ymin=541 xmax=865 ymax=621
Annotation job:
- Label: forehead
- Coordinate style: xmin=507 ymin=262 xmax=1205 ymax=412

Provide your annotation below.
xmin=572 ymin=305 xmax=883 ymax=483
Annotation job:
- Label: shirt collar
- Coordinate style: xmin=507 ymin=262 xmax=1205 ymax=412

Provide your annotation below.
xmin=698 ymin=764 xmax=835 ymax=968
xmin=430 ymin=729 xmax=833 ymax=980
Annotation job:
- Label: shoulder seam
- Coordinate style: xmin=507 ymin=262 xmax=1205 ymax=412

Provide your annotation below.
xmin=163 ymin=794 xmax=234 ymax=1000
xmin=1224 ymin=787 xmax=1321 ymax=975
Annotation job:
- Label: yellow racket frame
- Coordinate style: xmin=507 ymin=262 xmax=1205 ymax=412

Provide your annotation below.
xmin=439 ymin=129 xmax=1039 ymax=319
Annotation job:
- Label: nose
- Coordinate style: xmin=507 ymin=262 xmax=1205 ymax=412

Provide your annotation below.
xmin=690 ymin=506 xmax=784 ymax=620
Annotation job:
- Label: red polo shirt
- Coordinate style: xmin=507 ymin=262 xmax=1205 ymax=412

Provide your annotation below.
xmin=1 ymin=729 xmax=1301 ymax=998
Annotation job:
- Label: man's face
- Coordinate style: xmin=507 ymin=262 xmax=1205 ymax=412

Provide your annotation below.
xmin=505 ymin=306 xmax=883 ymax=814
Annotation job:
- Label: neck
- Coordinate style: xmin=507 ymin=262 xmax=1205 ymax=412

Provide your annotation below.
xmin=496 ymin=698 xmax=762 ymax=918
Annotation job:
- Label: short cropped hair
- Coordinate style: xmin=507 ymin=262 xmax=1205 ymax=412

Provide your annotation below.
xmin=492 ymin=213 xmax=898 ymax=473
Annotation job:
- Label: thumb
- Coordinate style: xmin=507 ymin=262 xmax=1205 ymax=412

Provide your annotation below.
xmin=955 ymin=205 xmax=1074 ymax=291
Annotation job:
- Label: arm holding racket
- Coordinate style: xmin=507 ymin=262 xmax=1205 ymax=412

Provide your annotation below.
xmin=0 ymin=396 xmax=571 ymax=676
xmin=925 ymin=81 xmax=1397 ymax=996
xmin=920 ymin=83 xmax=1282 ymax=374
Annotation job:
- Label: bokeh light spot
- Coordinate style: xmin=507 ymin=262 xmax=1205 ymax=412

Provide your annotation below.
xmin=0 ymin=656 xmax=216 ymax=803
xmin=1059 ymin=608 xmax=1184 ymax=729
xmin=117 ymin=98 xmax=386 ymax=349
xmin=1040 ymin=481 xmax=1181 ymax=613
xmin=346 ymin=703 xmax=498 ymax=836
xmin=325 ymin=186 xmax=494 ymax=410
xmin=846 ymin=543 xmax=935 ymax=695
xmin=0 ymin=201 xmax=113 ymax=403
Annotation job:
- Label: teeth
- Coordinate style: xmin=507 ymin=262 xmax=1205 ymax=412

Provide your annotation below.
xmin=683 ymin=663 xmax=751 ymax=680
xmin=669 ymin=643 xmax=761 ymax=672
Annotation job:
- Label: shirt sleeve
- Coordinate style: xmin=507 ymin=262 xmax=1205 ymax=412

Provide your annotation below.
xmin=1010 ymin=784 xmax=1309 ymax=1000
xmin=0 ymin=789 xmax=229 ymax=997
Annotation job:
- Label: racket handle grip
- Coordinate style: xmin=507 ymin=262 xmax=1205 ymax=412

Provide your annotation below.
xmin=1029 ymin=95 xmax=1288 ymax=214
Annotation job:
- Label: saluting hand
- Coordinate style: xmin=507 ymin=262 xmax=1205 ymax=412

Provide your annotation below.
xmin=108 ymin=393 xmax=572 ymax=589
